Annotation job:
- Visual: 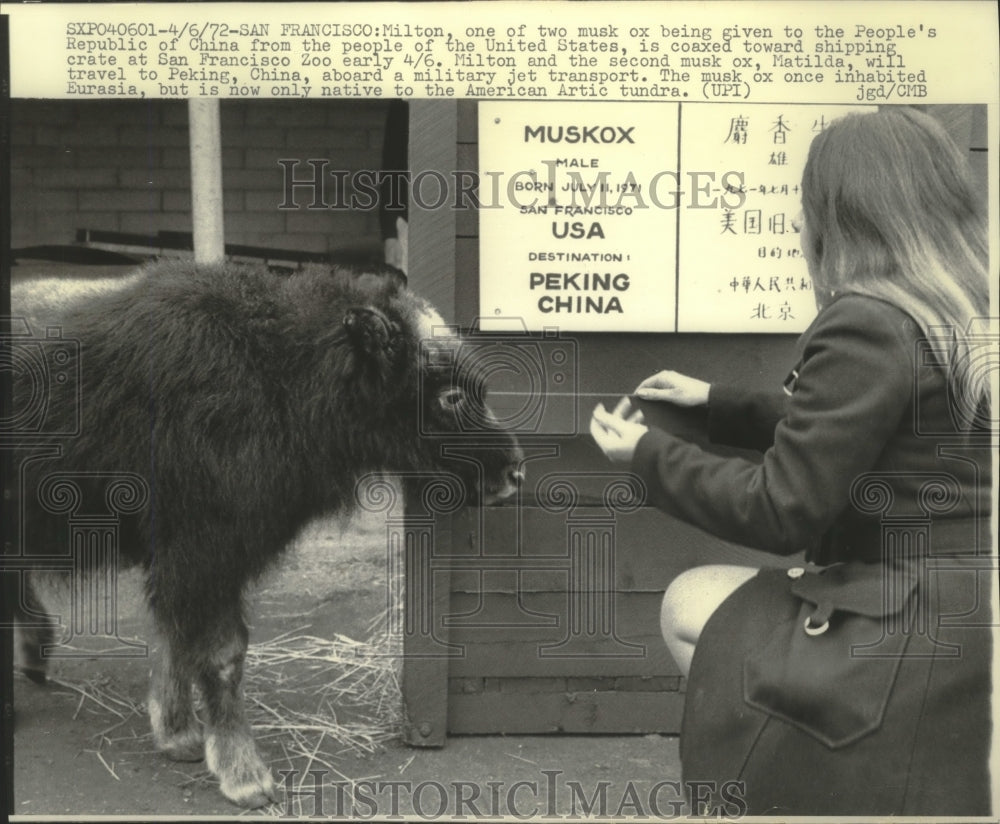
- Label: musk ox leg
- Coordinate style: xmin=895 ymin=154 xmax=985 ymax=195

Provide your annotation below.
xmin=13 ymin=576 xmax=57 ymax=685
xmin=148 ymin=555 xmax=274 ymax=807
xmin=148 ymin=640 xmax=203 ymax=762
xmin=193 ymin=612 xmax=276 ymax=808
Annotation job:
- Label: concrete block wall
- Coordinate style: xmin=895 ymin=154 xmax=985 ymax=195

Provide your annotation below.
xmin=11 ymin=99 xmax=392 ymax=256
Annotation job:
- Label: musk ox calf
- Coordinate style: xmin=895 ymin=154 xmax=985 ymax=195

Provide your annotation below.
xmin=10 ymin=258 xmax=523 ymax=807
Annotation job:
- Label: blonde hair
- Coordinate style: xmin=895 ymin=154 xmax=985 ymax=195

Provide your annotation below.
xmin=802 ymin=107 xmax=991 ymax=424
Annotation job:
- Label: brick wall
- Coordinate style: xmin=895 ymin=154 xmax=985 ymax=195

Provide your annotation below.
xmin=11 ymin=99 xmax=391 ymax=256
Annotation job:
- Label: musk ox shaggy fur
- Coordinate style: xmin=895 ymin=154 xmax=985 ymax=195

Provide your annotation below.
xmin=10 ymin=258 xmax=523 ymax=807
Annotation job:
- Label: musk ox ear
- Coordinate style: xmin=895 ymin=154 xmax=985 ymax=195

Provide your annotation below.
xmin=439 ymin=387 xmax=464 ymax=410
xmin=342 ymin=306 xmax=402 ymax=358
xmin=328 ymin=260 xmax=408 ymax=294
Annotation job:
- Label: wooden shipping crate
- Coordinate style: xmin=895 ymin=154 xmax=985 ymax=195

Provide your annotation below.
xmin=399 ymin=100 xmax=806 ymax=744
xmin=396 ymin=437 xmax=799 ymax=745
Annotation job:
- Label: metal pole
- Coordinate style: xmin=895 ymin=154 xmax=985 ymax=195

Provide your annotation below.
xmin=187 ymin=98 xmax=225 ymax=265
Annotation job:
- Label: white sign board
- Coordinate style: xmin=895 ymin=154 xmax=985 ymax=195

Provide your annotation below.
xmin=479 ymin=102 xmax=679 ymax=332
xmin=479 ymin=102 xmax=875 ymax=332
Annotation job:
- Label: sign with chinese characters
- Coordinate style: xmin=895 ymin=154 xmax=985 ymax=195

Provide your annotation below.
xmin=677 ymin=104 xmax=875 ymax=332
xmin=478 ymin=102 xmax=875 ymax=333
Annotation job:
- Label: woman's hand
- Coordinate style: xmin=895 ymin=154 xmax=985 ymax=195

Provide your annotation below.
xmin=591 ymin=397 xmax=648 ymax=463
xmin=635 ymin=370 xmax=710 ymax=406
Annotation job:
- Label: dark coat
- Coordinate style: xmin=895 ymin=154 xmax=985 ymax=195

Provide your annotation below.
xmin=631 ymin=293 xmax=994 ymax=815
xmin=632 ymin=293 xmax=991 ymax=563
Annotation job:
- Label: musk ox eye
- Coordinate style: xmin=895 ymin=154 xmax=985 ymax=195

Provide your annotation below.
xmin=439 ymin=388 xmax=464 ymax=409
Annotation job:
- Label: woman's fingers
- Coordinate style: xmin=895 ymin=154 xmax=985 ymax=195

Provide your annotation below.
xmin=636 ymin=371 xmax=678 ymax=400
xmin=591 ymin=402 xmax=647 ymax=464
xmin=635 ymin=387 xmax=672 ymax=401
xmin=595 ymin=398 xmax=644 ymax=429
xmin=610 ymin=396 xmax=645 ymax=424
xmin=590 ymin=406 xmax=624 ymax=455
xmin=612 ymin=395 xmax=633 ymax=418
xmin=593 ymin=402 xmax=645 ymax=432
xmin=635 ymin=371 xmax=710 ymax=406
xmin=636 ymin=370 xmax=670 ymax=388
xmin=589 ymin=411 xmax=607 ymax=442
xmin=591 ymin=403 xmax=623 ymax=435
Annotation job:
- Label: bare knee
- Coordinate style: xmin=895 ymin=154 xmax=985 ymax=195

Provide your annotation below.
xmin=660 ymin=565 xmax=758 ymax=650
xmin=661 ymin=568 xmax=706 ymax=646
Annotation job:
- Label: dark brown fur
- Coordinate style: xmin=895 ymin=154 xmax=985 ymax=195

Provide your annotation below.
xmin=10 ymin=259 xmax=522 ymax=807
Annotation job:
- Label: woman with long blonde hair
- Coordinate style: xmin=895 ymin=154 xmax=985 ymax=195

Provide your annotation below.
xmin=592 ymin=107 xmax=993 ymax=815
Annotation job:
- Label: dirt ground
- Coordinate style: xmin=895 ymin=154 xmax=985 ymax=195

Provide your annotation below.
xmin=12 ymin=510 xmax=683 ymax=819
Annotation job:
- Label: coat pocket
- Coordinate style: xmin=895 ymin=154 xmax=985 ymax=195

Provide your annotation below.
xmin=743 ymin=561 xmax=919 ymax=749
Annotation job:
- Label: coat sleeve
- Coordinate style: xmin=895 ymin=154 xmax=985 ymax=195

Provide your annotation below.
xmin=706 ymin=382 xmax=789 ymax=452
xmin=631 ymin=297 xmax=915 ymax=554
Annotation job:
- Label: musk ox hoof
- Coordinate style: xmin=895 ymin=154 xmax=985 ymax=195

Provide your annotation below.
xmin=206 ymin=732 xmax=277 ymax=809
xmin=149 ymin=698 xmax=205 ymax=761
xmin=19 ymin=666 xmax=48 ymax=685
xmin=219 ymin=770 xmax=277 ymax=810
xmin=158 ymin=729 xmax=205 ymax=763
xmin=17 ymin=620 xmax=56 ymax=685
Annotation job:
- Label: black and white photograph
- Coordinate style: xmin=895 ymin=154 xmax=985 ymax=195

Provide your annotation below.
xmin=1 ymin=2 xmax=997 ymax=819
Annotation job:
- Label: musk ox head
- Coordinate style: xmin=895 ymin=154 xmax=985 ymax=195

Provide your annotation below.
xmin=334 ymin=262 xmax=525 ymax=506
xmin=418 ymin=339 xmax=527 ymax=505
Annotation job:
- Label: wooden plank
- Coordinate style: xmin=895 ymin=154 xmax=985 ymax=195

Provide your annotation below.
xmin=407 ymin=100 xmax=458 ymax=323
xmin=401 ymin=476 xmax=455 ymax=748
xmin=968 ymin=152 xmax=988 ymax=214
xmin=444 ymin=590 xmax=679 ymax=678
xmin=966 ymin=106 xmax=988 ymax=216
xmin=457 ymin=100 xmax=478 ymax=144
xmin=445 ymin=589 xmax=666 ymax=638
xmin=448 ymin=501 xmax=800 ymax=594
xmin=448 ymin=690 xmax=685 ymax=734
xmin=453 ymin=333 xmax=797 ymax=439
xmin=454 ymin=237 xmax=479 ymax=326
xmin=455 ymin=143 xmax=479 ymax=240
xmin=448 ymin=639 xmax=676 ymax=679
xmin=187 ymin=99 xmax=225 ymax=265
xmin=969 ymin=104 xmax=987 ymax=149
